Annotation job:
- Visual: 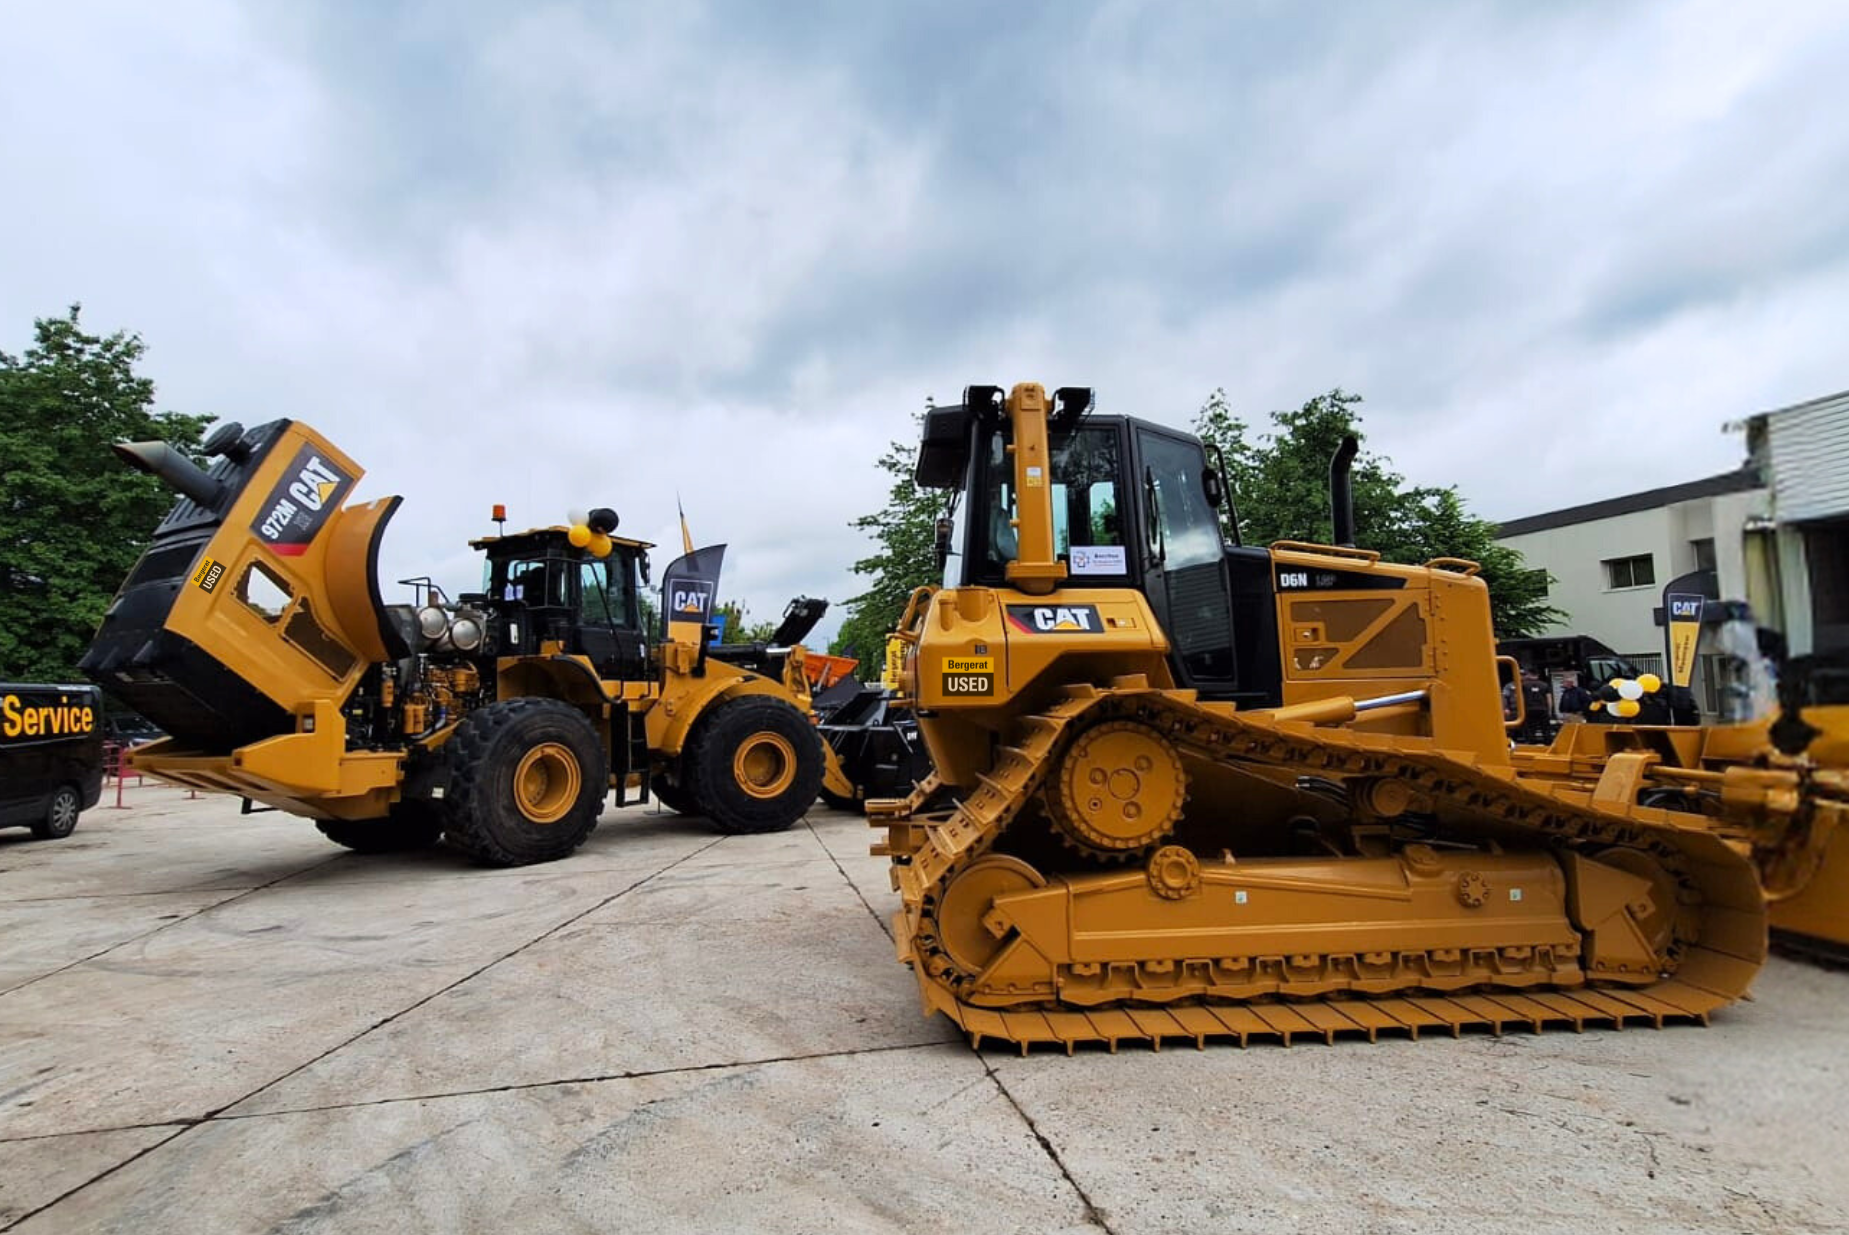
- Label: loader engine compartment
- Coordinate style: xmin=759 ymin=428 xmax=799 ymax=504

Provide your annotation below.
xmin=80 ymin=419 xmax=301 ymax=748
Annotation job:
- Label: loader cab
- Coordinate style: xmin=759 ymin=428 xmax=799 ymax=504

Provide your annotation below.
xmin=472 ymin=529 xmax=651 ymax=680
xmin=920 ymin=396 xmax=1282 ymax=706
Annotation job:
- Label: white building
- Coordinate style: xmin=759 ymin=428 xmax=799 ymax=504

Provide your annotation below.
xmin=1497 ymin=390 xmax=1849 ymax=667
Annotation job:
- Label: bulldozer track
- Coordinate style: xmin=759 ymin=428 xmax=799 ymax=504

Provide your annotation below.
xmin=873 ymin=682 xmax=1768 ymax=1053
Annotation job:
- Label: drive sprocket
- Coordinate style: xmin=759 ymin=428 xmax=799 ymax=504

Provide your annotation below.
xmin=1046 ymin=720 xmax=1186 ymax=858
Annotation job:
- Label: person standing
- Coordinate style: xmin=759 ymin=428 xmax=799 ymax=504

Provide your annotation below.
xmin=1557 ymin=675 xmax=1591 ymax=723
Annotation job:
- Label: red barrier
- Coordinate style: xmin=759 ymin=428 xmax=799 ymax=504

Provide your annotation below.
xmin=103 ymin=742 xmax=144 ymax=809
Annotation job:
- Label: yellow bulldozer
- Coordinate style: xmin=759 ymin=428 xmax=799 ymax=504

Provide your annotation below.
xmin=870 ymin=382 xmax=1847 ymax=1051
xmin=79 ymin=419 xmax=852 ymax=865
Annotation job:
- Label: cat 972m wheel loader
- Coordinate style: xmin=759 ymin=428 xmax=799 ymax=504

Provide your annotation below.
xmin=79 ymin=419 xmax=852 ymax=865
xmin=870 ymin=382 xmax=1847 ymax=1052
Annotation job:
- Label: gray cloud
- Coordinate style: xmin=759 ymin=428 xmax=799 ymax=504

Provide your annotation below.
xmin=4 ymin=1 xmax=1846 ymax=647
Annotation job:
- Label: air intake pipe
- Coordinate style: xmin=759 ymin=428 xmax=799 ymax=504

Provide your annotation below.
xmin=112 ymin=441 xmax=226 ymax=510
xmin=1330 ymin=434 xmax=1358 ymax=548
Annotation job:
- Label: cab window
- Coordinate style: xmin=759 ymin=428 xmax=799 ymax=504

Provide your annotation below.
xmin=498 ymin=557 xmax=565 ymax=606
xmin=1138 ymin=432 xmax=1222 ymax=571
xmin=981 ymin=426 xmax=1126 ymax=577
xmin=579 ymin=560 xmax=636 ymax=628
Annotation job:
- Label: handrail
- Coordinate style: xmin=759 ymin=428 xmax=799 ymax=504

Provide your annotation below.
xmin=1269 ymin=540 xmax=1381 ymax=564
xmin=894 ymin=585 xmax=938 ymax=645
xmin=1425 ymin=557 xmax=1482 ymax=576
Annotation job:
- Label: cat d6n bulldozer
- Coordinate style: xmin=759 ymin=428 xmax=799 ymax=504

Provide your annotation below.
xmin=79 ymin=419 xmax=852 ymax=865
xmin=870 ymin=382 xmax=1846 ymax=1052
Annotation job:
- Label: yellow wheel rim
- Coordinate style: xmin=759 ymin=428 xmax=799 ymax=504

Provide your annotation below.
xmin=514 ymin=742 xmax=581 ymax=824
xmin=732 ymin=731 xmax=799 ymax=800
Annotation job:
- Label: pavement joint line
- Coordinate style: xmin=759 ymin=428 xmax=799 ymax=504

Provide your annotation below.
xmin=0 ymin=837 xmax=726 ymax=1228
xmin=804 ymin=817 xmax=894 ymax=942
xmin=978 ymin=1057 xmax=1115 ymax=1233
xmin=211 ymin=1037 xmax=959 ymax=1121
xmin=0 ymin=1040 xmax=958 ymax=1144
xmin=0 ymin=1124 xmax=194 ymax=1232
xmin=209 ymin=836 xmax=730 ymax=1119
xmin=0 ymin=1118 xmax=196 ymax=1146
xmin=4 ymin=886 xmax=271 ymax=904
xmin=0 ymin=854 xmax=347 ymax=1000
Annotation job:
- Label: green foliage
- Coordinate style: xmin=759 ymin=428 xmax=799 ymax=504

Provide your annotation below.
xmin=0 ymin=307 xmax=211 ymax=681
xmin=1194 ymin=387 xmax=1561 ymax=639
xmin=715 ymin=598 xmax=778 ymax=643
xmin=833 ymin=415 xmax=953 ymax=678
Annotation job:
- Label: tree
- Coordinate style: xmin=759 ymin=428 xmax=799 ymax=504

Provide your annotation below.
xmin=714 ymin=599 xmax=778 ymax=644
xmin=833 ymin=413 xmax=953 ymax=677
xmin=1194 ymin=387 xmax=1561 ymax=638
xmin=0 ymin=307 xmax=211 ymax=681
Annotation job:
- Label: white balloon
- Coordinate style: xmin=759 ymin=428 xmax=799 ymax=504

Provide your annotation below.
xmin=567 ymin=508 xmax=588 ymax=527
xmin=1617 ymin=679 xmax=1645 ymax=701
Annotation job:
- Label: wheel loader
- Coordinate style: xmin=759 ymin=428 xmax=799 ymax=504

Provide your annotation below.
xmin=869 ymin=382 xmax=1848 ymax=1051
xmin=78 ymin=418 xmax=853 ymax=865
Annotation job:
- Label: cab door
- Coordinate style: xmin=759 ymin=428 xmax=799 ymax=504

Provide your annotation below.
xmin=1134 ymin=429 xmax=1239 ymax=695
xmin=574 ymin=557 xmax=648 ymax=680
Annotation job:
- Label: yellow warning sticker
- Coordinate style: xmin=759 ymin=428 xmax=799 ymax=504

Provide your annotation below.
xmin=191 ymin=555 xmax=226 ymax=593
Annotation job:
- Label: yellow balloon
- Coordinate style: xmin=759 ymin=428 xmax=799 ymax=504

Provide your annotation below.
xmin=1614 ymin=698 xmax=1642 ymax=718
xmin=589 ymin=533 xmax=613 ymax=559
xmin=1637 ymin=672 xmax=1662 ymax=694
xmin=1589 ymin=700 xmax=1604 ymax=712
xmin=568 ymin=523 xmax=592 ymax=548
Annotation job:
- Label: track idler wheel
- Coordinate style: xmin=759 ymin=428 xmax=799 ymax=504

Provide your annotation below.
xmin=935 ymin=855 xmax=1046 ymax=975
xmin=1047 ymin=720 xmax=1186 ymax=859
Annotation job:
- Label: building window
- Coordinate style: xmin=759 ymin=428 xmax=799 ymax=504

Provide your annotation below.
xmin=1603 ymin=554 xmax=1655 ymax=590
xmin=1692 ymin=538 xmax=1716 ymax=573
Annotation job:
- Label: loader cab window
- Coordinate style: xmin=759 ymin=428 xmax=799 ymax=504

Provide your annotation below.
xmin=578 ymin=556 xmax=641 ymax=632
xmin=974 ymin=425 xmax=1128 ymax=582
xmin=495 ymin=557 xmax=567 ymax=608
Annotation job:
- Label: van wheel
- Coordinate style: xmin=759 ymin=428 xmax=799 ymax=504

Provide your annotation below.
xmin=443 ymin=698 xmax=605 ymax=866
xmin=685 ymin=697 xmax=823 ymax=835
xmin=32 ymin=785 xmax=81 ymax=840
xmin=316 ymin=803 xmax=444 ymax=853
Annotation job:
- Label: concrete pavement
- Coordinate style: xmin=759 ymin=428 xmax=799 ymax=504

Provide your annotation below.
xmin=1 ymin=784 xmax=1843 ymax=1233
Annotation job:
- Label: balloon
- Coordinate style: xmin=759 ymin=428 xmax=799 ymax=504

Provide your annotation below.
xmin=1617 ymin=679 xmax=1644 ymax=701
xmin=1614 ymin=698 xmax=1642 ymax=718
xmin=567 ymin=508 xmax=588 ymax=527
xmin=589 ymin=533 xmax=613 ymax=559
xmin=1589 ymin=701 xmax=1603 ymax=712
xmin=1637 ymin=673 xmax=1662 ymax=694
xmin=568 ymin=523 xmax=592 ymax=548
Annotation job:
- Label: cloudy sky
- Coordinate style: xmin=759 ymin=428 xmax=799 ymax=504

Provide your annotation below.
xmin=5 ymin=1 xmax=1846 ymax=645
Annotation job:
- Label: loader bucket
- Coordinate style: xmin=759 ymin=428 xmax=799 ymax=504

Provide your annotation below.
xmin=80 ymin=420 xmax=404 ymax=751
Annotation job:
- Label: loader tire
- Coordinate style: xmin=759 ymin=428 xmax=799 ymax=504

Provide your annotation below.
xmin=685 ymin=696 xmax=823 ymax=835
xmin=651 ymin=773 xmax=702 ymax=817
xmin=819 ymin=786 xmax=862 ymax=813
xmin=442 ymin=698 xmax=605 ymax=866
xmin=315 ymin=803 xmax=444 ymax=854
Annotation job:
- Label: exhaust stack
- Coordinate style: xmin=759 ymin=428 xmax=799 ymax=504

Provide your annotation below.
xmin=113 ymin=440 xmax=226 ymax=510
xmin=1330 ymin=434 xmax=1358 ymax=548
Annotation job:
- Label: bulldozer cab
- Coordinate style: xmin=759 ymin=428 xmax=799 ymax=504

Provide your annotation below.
xmin=469 ymin=530 xmax=651 ymax=681
xmin=923 ymin=391 xmax=1281 ymax=706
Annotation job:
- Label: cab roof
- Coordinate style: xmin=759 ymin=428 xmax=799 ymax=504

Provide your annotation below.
xmin=469 ymin=526 xmax=654 ymax=554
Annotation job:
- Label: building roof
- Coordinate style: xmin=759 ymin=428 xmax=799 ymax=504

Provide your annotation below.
xmin=1747 ymin=387 xmax=1849 ymax=423
xmin=1496 ymin=466 xmax=1763 ymax=538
